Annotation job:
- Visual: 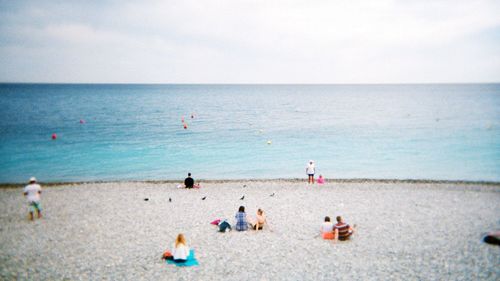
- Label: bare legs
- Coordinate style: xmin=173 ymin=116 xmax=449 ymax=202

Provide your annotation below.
xmin=308 ymin=175 xmax=315 ymax=184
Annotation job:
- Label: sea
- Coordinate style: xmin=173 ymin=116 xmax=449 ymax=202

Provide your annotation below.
xmin=0 ymin=83 xmax=498 ymax=183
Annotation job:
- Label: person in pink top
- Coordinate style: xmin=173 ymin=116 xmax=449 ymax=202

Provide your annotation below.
xmin=317 ymin=175 xmax=325 ymax=184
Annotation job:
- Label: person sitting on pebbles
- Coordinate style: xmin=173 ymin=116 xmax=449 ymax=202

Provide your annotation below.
xmin=333 ymin=216 xmax=356 ymax=241
xmin=235 ymin=206 xmax=249 ymax=231
xmin=250 ymin=208 xmax=269 ymax=231
xmin=183 ymin=173 xmax=201 ymax=189
xmin=320 ymin=216 xmax=334 ymax=240
xmin=163 ymin=233 xmax=190 ymax=263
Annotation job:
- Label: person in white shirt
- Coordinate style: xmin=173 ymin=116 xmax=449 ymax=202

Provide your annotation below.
xmin=170 ymin=234 xmax=190 ymax=262
xmin=23 ymin=177 xmax=42 ymax=220
xmin=320 ymin=216 xmax=334 ymax=240
xmin=306 ymin=160 xmax=316 ymax=184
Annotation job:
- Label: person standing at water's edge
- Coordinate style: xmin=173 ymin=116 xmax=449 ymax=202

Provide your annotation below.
xmin=306 ymin=160 xmax=315 ymax=184
xmin=23 ymin=177 xmax=42 ymax=221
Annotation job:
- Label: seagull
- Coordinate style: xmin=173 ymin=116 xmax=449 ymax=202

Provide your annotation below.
xmin=270 ymin=193 xmax=275 ymax=197
xmin=243 ymin=185 xmax=247 ymax=188
xmin=240 ymin=195 xmax=245 ymax=200
xmin=202 ymin=196 xmax=207 ymax=200
xmin=169 ymin=197 xmax=172 ymax=203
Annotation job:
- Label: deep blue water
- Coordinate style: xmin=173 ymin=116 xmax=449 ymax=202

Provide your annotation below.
xmin=0 ymin=83 xmax=498 ymax=183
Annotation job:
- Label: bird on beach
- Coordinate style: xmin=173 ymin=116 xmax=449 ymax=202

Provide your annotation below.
xmin=270 ymin=193 xmax=275 ymax=197
xmin=202 ymin=196 xmax=207 ymax=200
xmin=240 ymin=195 xmax=245 ymax=200
xmin=169 ymin=197 xmax=172 ymax=202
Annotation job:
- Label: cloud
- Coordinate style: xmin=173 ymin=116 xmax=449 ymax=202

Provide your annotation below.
xmin=0 ymin=0 xmax=499 ymax=83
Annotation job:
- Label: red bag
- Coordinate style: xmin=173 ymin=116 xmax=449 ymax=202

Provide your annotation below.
xmin=162 ymin=251 xmax=173 ymax=260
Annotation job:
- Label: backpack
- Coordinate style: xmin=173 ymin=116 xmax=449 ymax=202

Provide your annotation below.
xmin=218 ymin=221 xmax=232 ymax=232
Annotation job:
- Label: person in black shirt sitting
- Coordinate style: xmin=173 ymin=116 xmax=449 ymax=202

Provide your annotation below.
xmin=184 ymin=173 xmax=194 ymax=188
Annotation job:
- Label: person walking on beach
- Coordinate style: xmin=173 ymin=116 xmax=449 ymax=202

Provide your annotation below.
xmin=333 ymin=216 xmax=356 ymax=241
xmin=306 ymin=160 xmax=316 ymax=184
xmin=23 ymin=177 xmax=42 ymax=221
xmin=235 ymin=206 xmax=249 ymax=231
xmin=184 ymin=173 xmax=194 ymax=188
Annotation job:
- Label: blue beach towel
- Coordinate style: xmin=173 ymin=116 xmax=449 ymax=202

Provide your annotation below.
xmin=166 ymin=249 xmax=199 ymax=267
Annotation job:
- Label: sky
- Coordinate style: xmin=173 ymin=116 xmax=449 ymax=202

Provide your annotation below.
xmin=0 ymin=0 xmax=499 ymax=84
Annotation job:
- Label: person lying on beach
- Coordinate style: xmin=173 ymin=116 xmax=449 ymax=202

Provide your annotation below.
xmin=320 ymin=216 xmax=335 ymax=240
xmin=250 ymin=208 xmax=268 ymax=231
xmin=333 ymin=216 xmax=356 ymax=241
xmin=235 ymin=206 xmax=249 ymax=231
xmin=163 ymin=233 xmax=190 ymax=262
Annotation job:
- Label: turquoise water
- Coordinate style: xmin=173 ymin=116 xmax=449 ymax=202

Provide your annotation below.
xmin=0 ymin=83 xmax=498 ymax=183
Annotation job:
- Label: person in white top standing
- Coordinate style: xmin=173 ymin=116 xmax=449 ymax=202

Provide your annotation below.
xmin=23 ymin=177 xmax=42 ymax=221
xmin=306 ymin=160 xmax=316 ymax=184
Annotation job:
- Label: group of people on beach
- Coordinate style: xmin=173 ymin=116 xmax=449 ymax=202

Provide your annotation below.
xmin=162 ymin=206 xmax=270 ymax=263
xmin=182 ymin=160 xmax=324 ymax=189
xmin=320 ymin=215 xmax=356 ymax=241
xmin=22 ymin=160 xmax=352 ymax=267
xmin=306 ymin=160 xmax=325 ymax=184
xmin=234 ymin=206 xmax=269 ymax=231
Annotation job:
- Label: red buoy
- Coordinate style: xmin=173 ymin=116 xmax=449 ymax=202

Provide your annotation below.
xmin=51 ymin=133 xmax=57 ymax=140
xmin=181 ymin=117 xmax=185 ymax=123
xmin=183 ymin=123 xmax=188 ymax=129
xmin=80 ymin=119 xmax=85 ymax=124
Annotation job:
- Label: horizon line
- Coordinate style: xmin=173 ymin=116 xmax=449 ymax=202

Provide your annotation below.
xmin=1 ymin=82 xmax=500 ymax=85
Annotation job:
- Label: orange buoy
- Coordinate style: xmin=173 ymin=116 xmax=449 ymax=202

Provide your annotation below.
xmin=51 ymin=133 xmax=57 ymax=140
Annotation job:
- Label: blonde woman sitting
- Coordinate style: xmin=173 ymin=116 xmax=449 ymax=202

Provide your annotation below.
xmin=250 ymin=208 xmax=269 ymax=231
xmin=167 ymin=234 xmax=190 ymax=263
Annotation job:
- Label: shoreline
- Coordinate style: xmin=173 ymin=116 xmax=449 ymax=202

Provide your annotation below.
xmin=1 ymin=177 xmax=499 ymax=188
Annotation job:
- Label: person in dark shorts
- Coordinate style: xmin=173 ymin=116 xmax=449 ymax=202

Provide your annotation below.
xmin=306 ymin=160 xmax=315 ymax=184
xmin=333 ymin=216 xmax=356 ymax=241
xmin=184 ymin=173 xmax=194 ymax=188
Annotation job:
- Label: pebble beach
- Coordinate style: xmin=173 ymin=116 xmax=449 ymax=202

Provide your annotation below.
xmin=0 ymin=180 xmax=499 ymax=280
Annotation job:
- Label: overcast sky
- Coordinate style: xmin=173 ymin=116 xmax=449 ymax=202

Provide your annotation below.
xmin=0 ymin=0 xmax=499 ymax=83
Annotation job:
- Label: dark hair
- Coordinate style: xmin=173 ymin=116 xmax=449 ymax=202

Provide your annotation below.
xmin=188 ymin=173 xmax=191 ymax=176
xmin=336 ymin=216 xmax=342 ymax=223
xmin=238 ymin=206 xmax=245 ymax=212
xmin=324 ymin=216 xmax=330 ymax=222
